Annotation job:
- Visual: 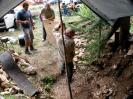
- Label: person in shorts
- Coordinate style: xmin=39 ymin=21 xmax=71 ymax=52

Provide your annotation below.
xmin=16 ymin=2 xmax=36 ymax=54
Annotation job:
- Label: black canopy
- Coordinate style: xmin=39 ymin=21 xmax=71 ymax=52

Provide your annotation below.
xmin=0 ymin=0 xmax=24 ymax=18
xmin=81 ymin=0 xmax=133 ymax=25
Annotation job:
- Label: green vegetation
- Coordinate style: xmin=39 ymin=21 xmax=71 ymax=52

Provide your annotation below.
xmin=130 ymin=17 xmax=133 ymax=33
xmin=41 ymin=75 xmax=56 ymax=92
xmin=3 ymin=95 xmax=15 ymax=99
xmin=64 ymin=4 xmax=111 ymax=64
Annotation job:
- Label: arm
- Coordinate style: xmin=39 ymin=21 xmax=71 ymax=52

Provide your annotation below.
xmin=48 ymin=9 xmax=55 ymax=20
xmin=53 ymin=23 xmax=61 ymax=31
xmin=39 ymin=9 xmax=46 ymax=22
xmin=39 ymin=13 xmax=43 ymax=22
xmin=16 ymin=19 xmax=29 ymax=24
xmin=72 ymin=42 xmax=75 ymax=58
xmin=29 ymin=11 xmax=34 ymax=26
xmin=48 ymin=16 xmax=55 ymax=20
xmin=53 ymin=23 xmax=62 ymax=39
xmin=53 ymin=22 xmax=65 ymax=31
xmin=16 ymin=16 xmax=29 ymax=24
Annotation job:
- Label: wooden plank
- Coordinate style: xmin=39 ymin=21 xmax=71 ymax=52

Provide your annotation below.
xmin=43 ymin=20 xmax=58 ymax=47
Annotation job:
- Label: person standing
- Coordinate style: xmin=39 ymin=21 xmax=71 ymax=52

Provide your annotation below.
xmin=16 ymin=2 xmax=36 ymax=54
xmin=53 ymin=23 xmax=75 ymax=83
xmin=39 ymin=3 xmax=55 ymax=41
xmin=61 ymin=3 xmax=69 ymax=16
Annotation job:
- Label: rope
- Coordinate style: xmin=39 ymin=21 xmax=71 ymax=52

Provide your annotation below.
xmin=57 ymin=1 xmax=73 ymax=99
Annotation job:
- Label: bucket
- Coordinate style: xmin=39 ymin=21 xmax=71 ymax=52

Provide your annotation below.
xmin=18 ymin=34 xmax=25 ymax=47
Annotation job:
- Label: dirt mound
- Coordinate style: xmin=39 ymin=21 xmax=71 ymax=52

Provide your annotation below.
xmin=74 ymin=44 xmax=133 ymax=99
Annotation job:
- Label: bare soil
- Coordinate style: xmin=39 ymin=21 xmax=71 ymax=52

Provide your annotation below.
xmin=20 ymin=30 xmax=133 ymax=99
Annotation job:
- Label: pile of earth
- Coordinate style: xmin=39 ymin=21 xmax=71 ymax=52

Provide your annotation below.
xmin=71 ymin=42 xmax=133 ymax=99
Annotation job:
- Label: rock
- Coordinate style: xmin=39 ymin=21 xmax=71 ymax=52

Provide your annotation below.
xmin=4 ymin=87 xmax=20 ymax=94
xmin=13 ymin=86 xmax=21 ymax=91
xmin=2 ymin=71 xmax=9 ymax=78
xmin=93 ymin=91 xmax=101 ymax=99
xmin=19 ymin=60 xmax=31 ymax=67
xmin=23 ymin=66 xmax=36 ymax=75
xmin=73 ymin=57 xmax=78 ymax=62
xmin=102 ymin=85 xmax=108 ymax=94
xmin=8 ymin=37 xmax=18 ymax=44
xmin=0 ymin=74 xmax=9 ymax=83
xmin=75 ymin=51 xmax=79 ymax=54
xmin=0 ymin=69 xmax=3 ymax=74
xmin=126 ymin=49 xmax=133 ymax=56
xmin=78 ymin=52 xmax=84 ymax=57
xmin=74 ymin=65 xmax=77 ymax=70
xmin=0 ymin=37 xmax=9 ymax=43
xmin=112 ymin=64 xmax=118 ymax=70
xmin=14 ymin=94 xmax=29 ymax=99
xmin=0 ymin=91 xmax=10 ymax=95
xmin=1 ymin=81 xmax=10 ymax=89
xmin=77 ymin=61 xmax=82 ymax=64
xmin=10 ymin=87 xmax=19 ymax=94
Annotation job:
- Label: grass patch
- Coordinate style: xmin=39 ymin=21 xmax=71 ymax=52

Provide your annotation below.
xmin=130 ymin=17 xmax=133 ymax=33
xmin=2 ymin=95 xmax=15 ymax=99
xmin=41 ymin=75 xmax=56 ymax=92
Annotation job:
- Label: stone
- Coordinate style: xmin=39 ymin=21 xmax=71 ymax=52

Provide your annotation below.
xmin=23 ymin=66 xmax=36 ymax=75
xmin=127 ymin=49 xmax=133 ymax=56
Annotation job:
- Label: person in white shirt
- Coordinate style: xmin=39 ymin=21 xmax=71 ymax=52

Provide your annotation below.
xmin=53 ymin=23 xmax=75 ymax=83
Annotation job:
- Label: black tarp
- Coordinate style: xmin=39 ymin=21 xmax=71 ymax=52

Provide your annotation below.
xmin=0 ymin=0 xmax=24 ymax=18
xmin=0 ymin=52 xmax=38 ymax=96
xmin=81 ymin=0 xmax=133 ymax=25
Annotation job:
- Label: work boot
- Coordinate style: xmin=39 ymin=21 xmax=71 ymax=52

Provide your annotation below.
xmin=25 ymin=48 xmax=31 ymax=55
xmin=60 ymin=69 xmax=65 ymax=75
xmin=30 ymin=45 xmax=37 ymax=51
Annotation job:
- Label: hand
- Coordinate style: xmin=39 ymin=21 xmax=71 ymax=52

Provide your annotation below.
xmin=32 ymin=21 xmax=35 ymax=25
xmin=33 ymin=26 xmax=35 ymax=30
xmin=59 ymin=22 xmax=65 ymax=28
xmin=43 ymin=19 xmax=48 ymax=21
xmin=23 ymin=20 xmax=29 ymax=24
xmin=44 ymin=17 xmax=54 ymax=21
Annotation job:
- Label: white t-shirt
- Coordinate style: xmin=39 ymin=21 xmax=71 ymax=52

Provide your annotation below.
xmin=53 ymin=30 xmax=75 ymax=64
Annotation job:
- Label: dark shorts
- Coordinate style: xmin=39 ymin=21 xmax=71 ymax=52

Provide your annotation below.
xmin=23 ymin=28 xmax=34 ymax=41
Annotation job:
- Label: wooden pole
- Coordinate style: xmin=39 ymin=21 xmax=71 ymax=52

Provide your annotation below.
xmin=57 ymin=1 xmax=73 ymax=99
